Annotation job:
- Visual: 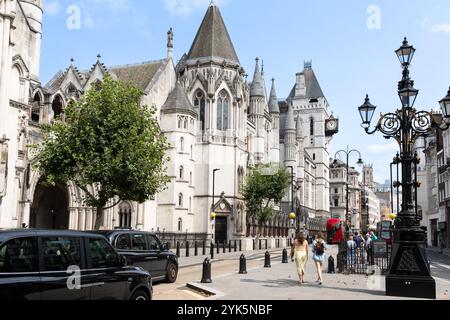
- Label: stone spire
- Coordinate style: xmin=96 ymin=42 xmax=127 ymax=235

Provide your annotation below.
xmin=187 ymin=3 xmax=239 ymax=64
xmin=269 ymin=78 xmax=280 ymax=114
xmin=296 ymin=114 xmax=303 ymax=139
xmin=250 ymin=58 xmax=265 ymax=97
xmin=167 ymin=28 xmax=174 ymax=59
xmin=285 ymin=103 xmax=296 ymax=131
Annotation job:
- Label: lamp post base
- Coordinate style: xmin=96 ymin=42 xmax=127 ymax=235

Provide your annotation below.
xmin=385 ymin=228 xmax=436 ymax=299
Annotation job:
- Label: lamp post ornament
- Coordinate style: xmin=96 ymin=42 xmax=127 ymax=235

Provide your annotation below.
xmin=358 ymin=37 xmax=450 ymax=299
xmin=334 ymin=146 xmax=364 ymax=240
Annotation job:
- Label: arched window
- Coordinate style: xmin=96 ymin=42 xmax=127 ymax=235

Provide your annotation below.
xmin=179 ymin=166 xmax=184 ymax=180
xmin=178 ymin=193 xmax=183 ymax=207
xmin=184 ymin=118 xmax=188 ymax=129
xmin=9 ymin=66 xmax=22 ymax=102
xmin=180 ymin=137 xmax=184 ymax=152
xmin=52 ymin=95 xmax=64 ymax=119
xmin=178 ymin=218 xmax=182 ymax=232
xmin=217 ymin=90 xmax=229 ymax=131
xmin=310 ymin=117 xmax=314 ymax=136
xmin=31 ymin=93 xmax=41 ymax=123
xmin=119 ymin=202 xmax=132 ymax=228
xmin=194 ymin=90 xmax=206 ymax=131
xmin=178 ymin=117 xmax=182 ymax=128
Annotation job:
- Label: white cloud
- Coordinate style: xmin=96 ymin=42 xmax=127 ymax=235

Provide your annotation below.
xmin=366 ymin=141 xmax=399 ymax=155
xmin=163 ymin=0 xmax=228 ymax=17
xmin=44 ymin=1 xmax=60 ymax=17
xmin=430 ymin=22 xmax=450 ymax=34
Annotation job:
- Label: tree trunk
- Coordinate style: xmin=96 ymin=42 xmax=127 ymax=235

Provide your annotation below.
xmin=94 ymin=206 xmax=104 ymax=230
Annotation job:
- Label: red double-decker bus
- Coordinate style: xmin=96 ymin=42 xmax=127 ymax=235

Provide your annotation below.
xmin=327 ymin=218 xmax=344 ymax=244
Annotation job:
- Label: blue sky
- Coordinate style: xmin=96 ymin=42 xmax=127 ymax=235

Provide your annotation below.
xmin=40 ymin=0 xmax=450 ymax=183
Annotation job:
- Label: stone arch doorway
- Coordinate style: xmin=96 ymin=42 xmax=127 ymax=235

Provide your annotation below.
xmin=30 ymin=182 xmax=69 ymax=230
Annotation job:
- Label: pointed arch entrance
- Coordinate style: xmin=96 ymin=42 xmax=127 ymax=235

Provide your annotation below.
xmin=30 ymin=181 xmax=69 ymax=229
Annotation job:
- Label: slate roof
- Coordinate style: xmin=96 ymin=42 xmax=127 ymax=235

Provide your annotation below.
xmin=45 ymin=59 xmax=167 ymax=94
xmin=161 ymin=82 xmax=197 ymax=117
xmin=288 ymin=65 xmax=325 ymax=100
xmin=187 ymin=3 xmax=240 ymax=64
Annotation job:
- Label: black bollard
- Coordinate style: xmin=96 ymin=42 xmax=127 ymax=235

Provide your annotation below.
xmin=166 ymin=242 xmax=170 ymax=251
xmin=186 ymin=241 xmax=190 ymax=258
xmin=239 ymin=254 xmax=247 ymax=274
xmin=259 ymin=239 xmax=262 ymax=250
xmin=202 ymin=241 xmax=206 ymax=256
xmin=265 ymin=239 xmax=268 ymax=250
xmin=223 ymin=242 xmax=226 ymax=254
xmin=264 ymin=251 xmax=271 ymax=268
xmin=210 ymin=243 xmax=214 ymax=260
xmin=195 ymin=241 xmax=198 ymax=256
xmin=328 ymin=256 xmax=335 ymax=274
xmin=201 ymin=258 xmax=212 ymax=283
xmin=216 ymin=242 xmax=220 ymax=254
xmin=253 ymin=239 xmax=255 ymax=251
xmin=282 ymin=248 xmax=289 ymax=264
xmin=234 ymin=240 xmax=237 ymax=252
xmin=176 ymin=242 xmax=180 ymax=258
xmin=229 ymin=241 xmax=232 ymax=253
xmin=239 ymin=240 xmax=242 ymax=252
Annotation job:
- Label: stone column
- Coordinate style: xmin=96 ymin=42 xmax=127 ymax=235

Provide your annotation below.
xmin=78 ymin=208 xmax=85 ymax=231
xmin=85 ymin=208 xmax=93 ymax=230
xmin=69 ymin=208 xmax=78 ymax=230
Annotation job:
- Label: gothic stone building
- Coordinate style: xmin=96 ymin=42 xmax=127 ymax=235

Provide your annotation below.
xmin=0 ymin=2 xmax=338 ymax=247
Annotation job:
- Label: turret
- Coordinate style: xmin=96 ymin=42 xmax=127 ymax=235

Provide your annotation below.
xmin=284 ymin=103 xmax=297 ymax=170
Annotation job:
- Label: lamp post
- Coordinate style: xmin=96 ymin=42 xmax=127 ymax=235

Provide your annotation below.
xmin=358 ymin=38 xmax=450 ymax=299
xmin=333 ymin=146 xmax=364 ymax=239
xmin=211 ymin=169 xmax=220 ymax=242
xmin=287 ymin=166 xmax=295 ymax=235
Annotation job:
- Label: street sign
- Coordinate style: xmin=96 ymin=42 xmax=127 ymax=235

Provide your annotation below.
xmin=372 ymin=240 xmax=389 ymax=258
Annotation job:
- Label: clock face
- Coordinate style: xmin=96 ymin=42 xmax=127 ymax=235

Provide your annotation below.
xmin=327 ymin=120 xmax=337 ymax=131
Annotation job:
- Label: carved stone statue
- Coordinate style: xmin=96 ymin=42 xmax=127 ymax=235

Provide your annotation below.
xmin=167 ymin=28 xmax=174 ymax=49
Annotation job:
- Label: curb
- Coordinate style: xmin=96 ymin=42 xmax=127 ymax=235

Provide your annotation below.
xmin=186 ymin=282 xmax=225 ymax=299
xmin=179 ymin=249 xmax=284 ymax=269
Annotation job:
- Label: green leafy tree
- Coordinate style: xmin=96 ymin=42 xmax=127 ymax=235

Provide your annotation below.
xmin=33 ymin=75 xmax=170 ymax=229
xmin=242 ymin=164 xmax=290 ymax=241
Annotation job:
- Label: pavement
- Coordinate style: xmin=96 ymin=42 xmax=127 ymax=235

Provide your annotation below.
xmin=184 ymin=246 xmax=450 ymax=301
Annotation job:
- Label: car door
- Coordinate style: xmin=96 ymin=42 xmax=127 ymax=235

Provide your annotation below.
xmin=127 ymin=233 xmax=154 ymax=274
xmin=0 ymin=236 xmax=41 ymax=300
xmin=147 ymin=234 xmax=167 ymax=277
xmin=39 ymin=236 xmax=90 ymax=300
xmin=86 ymin=237 xmax=128 ymax=300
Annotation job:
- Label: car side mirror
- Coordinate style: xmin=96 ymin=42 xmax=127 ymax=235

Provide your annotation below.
xmin=120 ymin=255 xmax=127 ymax=267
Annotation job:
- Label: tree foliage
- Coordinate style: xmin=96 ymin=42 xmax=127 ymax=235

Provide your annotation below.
xmin=33 ymin=75 xmax=170 ymax=229
xmin=242 ymin=164 xmax=290 ymax=226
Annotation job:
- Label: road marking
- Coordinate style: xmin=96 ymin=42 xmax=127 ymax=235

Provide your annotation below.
xmin=432 ymin=263 xmax=450 ymax=270
xmin=434 ymin=276 xmax=450 ymax=285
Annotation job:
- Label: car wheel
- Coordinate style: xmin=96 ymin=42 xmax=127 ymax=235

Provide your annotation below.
xmin=130 ymin=290 xmax=150 ymax=301
xmin=166 ymin=262 xmax=178 ymax=283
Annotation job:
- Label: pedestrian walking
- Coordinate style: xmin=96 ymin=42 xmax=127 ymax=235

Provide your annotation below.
xmin=365 ymin=232 xmax=374 ymax=265
xmin=347 ymin=236 xmax=357 ymax=271
xmin=290 ymin=232 xmax=309 ymax=284
xmin=312 ymin=232 xmax=327 ymax=285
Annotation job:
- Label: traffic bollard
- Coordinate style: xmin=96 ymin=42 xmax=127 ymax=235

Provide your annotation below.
xmin=282 ymin=248 xmax=289 ymax=263
xmin=186 ymin=241 xmax=190 ymax=258
xmin=229 ymin=241 xmax=232 ymax=253
xmin=176 ymin=242 xmax=180 ymax=258
xmin=210 ymin=243 xmax=214 ymax=260
xmin=239 ymin=254 xmax=247 ymax=274
xmin=201 ymin=258 xmax=212 ymax=283
xmin=216 ymin=242 xmax=220 ymax=254
xmin=264 ymin=251 xmax=271 ymax=268
xmin=234 ymin=240 xmax=237 ymax=252
xmin=239 ymin=240 xmax=242 ymax=252
xmin=195 ymin=241 xmax=198 ymax=256
xmin=203 ymin=241 xmax=206 ymax=256
xmin=328 ymin=256 xmax=335 ymax=274
xmin=223 ymin=242 xmax=226 ymax=254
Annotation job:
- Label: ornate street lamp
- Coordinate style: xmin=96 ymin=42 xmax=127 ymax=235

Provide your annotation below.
xmin=358 ymin=37 xmax=450 ymax=299
xmin=334 ymin=146 xmax=364 ymax=239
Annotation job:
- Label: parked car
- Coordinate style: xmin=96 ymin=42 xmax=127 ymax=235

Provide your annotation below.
xmin=0 ymin=229 xmax=152 ymax=300
xmin=92 ymin=230 xmax=179 ymax=283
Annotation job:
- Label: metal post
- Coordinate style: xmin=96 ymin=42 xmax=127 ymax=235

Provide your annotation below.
xmin=186 ymin=241 xmax=190 ymax=258
xmin=176 ymin=242 xmax=180 ymax=258
xmin=264 ymin=251 xmax=271 ymax=268
xmin=195 ymin=241 xmax=198 ymax=256
xmin=239 ymin=254 xmax=247 ymax=274
xmin=228 ymin=241 xmax=231 ymax=253
xmin=210 ymin=242 xmax=214 ymax=260
xmin=282 ymin=249 xmax=288 ymax=263
xmin=201 ymin=258 xmax=212 ymax=283
xmin=202 ymin=240 xmax=206 ymax=256
xmin=223 ymin=241 xmax=226 ymax=254
xmin=234 ymin=240 xmax=237 ymax=252
xmin=239 ymin=240 xmax=242 ymax=252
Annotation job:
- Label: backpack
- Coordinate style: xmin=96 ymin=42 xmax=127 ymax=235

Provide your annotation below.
xmin=315 ymin=241 xmax=324 ymax=256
